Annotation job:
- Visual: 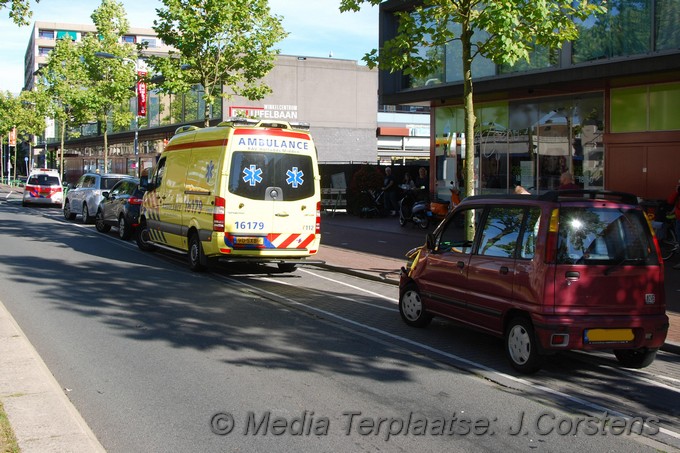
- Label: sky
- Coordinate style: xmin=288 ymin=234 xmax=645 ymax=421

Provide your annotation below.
xmin=0 ymin=0 xmax=379 ymax=94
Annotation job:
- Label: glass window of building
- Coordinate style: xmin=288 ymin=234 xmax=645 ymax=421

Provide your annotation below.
xmin=140 ymin=38 xmax=156 ymax=48
xmin=434 ymin=94 xmax=604 ymax=197
xmin=573 ymin=0 xmax=652 ymax=63
xmin=655 ymin=0 xmax=680 ymax=51
xmin=122 ymin=35 xmax=136 ymax=44
xmin=38 ymin=29 xmax=54 ymax=40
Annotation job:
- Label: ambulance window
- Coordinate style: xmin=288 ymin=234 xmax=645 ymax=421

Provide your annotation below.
xmin=154 ymin=157 xmax=166 ymax=189
xmin=229 ymin=152 xmax=315 ymax=201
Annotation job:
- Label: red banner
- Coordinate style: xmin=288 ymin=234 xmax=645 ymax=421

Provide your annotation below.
xmin=8 ymin=127 xmax=16 ymax=146
xmin=137 ymin=71 xmax=147 ymax=117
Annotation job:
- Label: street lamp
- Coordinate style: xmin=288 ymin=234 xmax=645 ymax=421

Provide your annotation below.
xmin=94 ymin=51 xmax=146 ymax=175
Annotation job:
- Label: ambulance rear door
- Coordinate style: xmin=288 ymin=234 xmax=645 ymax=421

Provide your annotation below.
xmin=225 ymin=127 xmax=319 ymax=256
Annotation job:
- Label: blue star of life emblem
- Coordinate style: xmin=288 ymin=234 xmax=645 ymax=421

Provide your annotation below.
xmin=206 ymin=160 xmax=215 ymax=182
xmin=286 ymin=167 xmax=304 ymax=188
xmin=243 ymin=165 xmax=263 ymax=186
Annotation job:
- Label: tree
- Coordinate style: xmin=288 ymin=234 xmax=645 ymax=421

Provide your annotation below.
xmin=37 ymin=37 xmax=90 ymax=181
xmin=339 ymin=0 xmax=605 ymax=211
xmin=0 ymin=91 xmax=21 ymax=181
xmin=13 ymin=87 xmax=50 ymax=176
xmin=1 ymin=0 xmax=34 ymax=26
xmin=79 ymin=0 xmax=136 ymax=173
xmin=150 ymin=0 xmax=288 ymax=127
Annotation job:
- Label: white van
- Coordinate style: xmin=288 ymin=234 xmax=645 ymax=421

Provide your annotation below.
xmin=136 ymin=118 xmax=322 ymax=271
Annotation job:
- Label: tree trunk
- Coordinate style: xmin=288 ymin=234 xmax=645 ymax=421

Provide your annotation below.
xmin=461 ymin=13 xmax=476 ymax=241
xmin=60 ymin=119 xmax=66 ymax=181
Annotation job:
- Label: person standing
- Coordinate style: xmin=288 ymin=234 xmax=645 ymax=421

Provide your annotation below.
xmin=382 ymin=166 xmax=398 ymax=215
xmin=401 ymin=172 xmax=415 ymax=190
xmin=414 ymin=167 xmax=430 ymax=192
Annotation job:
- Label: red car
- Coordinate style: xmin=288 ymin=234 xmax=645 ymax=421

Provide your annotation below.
xmin=400 ymin=190 xmax=669 ymax=373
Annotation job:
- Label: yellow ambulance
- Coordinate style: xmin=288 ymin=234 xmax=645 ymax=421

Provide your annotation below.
xmin=136 ymin=118 xmax=322 ymax=272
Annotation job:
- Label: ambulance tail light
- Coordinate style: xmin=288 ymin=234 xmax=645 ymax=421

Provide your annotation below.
xmin=213 ymin=196 xmax=226 ymax=231
xmin=316 ymin=201 xmax=321 ymax=234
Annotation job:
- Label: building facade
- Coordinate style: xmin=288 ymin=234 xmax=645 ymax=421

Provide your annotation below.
xmin=378 ymin=0 xmax=680 ymax=201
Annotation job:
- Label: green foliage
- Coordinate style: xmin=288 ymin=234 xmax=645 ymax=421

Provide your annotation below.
xmin=1 ymin=0 xmax=33 ymax=26
xmin=78 ymin=0 xmax=137 ymax=171
xmin=150 ymin=0 xmax=288 ymax=126
xmin=0 ymin=91 xmax=20 ymax=137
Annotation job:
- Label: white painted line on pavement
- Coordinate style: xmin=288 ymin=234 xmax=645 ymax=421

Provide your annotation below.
xmin=298 ymin=267 xmax=396 ymax=302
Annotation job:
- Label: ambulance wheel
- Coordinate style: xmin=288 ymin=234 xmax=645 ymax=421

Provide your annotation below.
xmin=136 ymin=219 xmax=157 ymax=252
xmin=278 ymin=263 xmax=298 ymax=273
xmin=188 ymin=233 xmax=207 ymax=272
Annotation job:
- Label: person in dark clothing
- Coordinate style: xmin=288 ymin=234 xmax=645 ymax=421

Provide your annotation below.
xmin=382 ymin=166 xmax=398 ymax=215
xmin=414 ymin=167 xmax=430 ymax=192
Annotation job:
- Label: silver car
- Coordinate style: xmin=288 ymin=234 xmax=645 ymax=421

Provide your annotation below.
xmin=63 ymin=173 xmax=129 ymax=223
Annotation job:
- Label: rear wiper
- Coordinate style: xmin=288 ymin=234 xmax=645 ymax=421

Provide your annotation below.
xmin=604 ymin=257 xmax=645 ymax=275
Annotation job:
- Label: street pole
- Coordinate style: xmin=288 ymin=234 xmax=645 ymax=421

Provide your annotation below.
xmin=134 ymin=81 xmax=139 ymax=177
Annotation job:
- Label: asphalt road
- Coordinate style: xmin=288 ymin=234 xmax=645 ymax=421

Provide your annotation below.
xmin=0 ymin=202 xmax=679 ymax=452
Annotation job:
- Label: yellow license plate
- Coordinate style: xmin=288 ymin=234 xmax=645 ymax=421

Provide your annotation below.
xmin=584 ymin=329 xmax=634 ymax=343
xmin=235 ymin=237 xmax=264 ymax=245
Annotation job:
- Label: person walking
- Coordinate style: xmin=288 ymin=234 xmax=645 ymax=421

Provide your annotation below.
xmin=382 ymin=166 xmax=398 ymax=216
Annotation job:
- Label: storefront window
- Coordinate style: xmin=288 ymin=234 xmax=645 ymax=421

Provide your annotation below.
xmin=434 ymin=94 xmax=604 ymax=197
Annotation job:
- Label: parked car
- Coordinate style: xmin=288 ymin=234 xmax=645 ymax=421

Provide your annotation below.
xmin=399 ymin=190 xmax=669 ymax=374
xmin=63 ymin=173 xmax=129 ymax=223
xmin=22 ymin=169 xmax=63 ymax=207
xmin=95 ymin=178 xmax=145 ymax=240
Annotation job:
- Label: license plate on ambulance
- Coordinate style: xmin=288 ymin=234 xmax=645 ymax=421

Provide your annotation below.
xmin=584 ymin=328 xmax=634 ymax=344
xmin=234 ymin=237 xmax=264 ymax=245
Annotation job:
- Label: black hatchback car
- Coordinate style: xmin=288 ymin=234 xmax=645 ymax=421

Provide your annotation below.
xmin=95 ymin=178 xmax=145 ymax=240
